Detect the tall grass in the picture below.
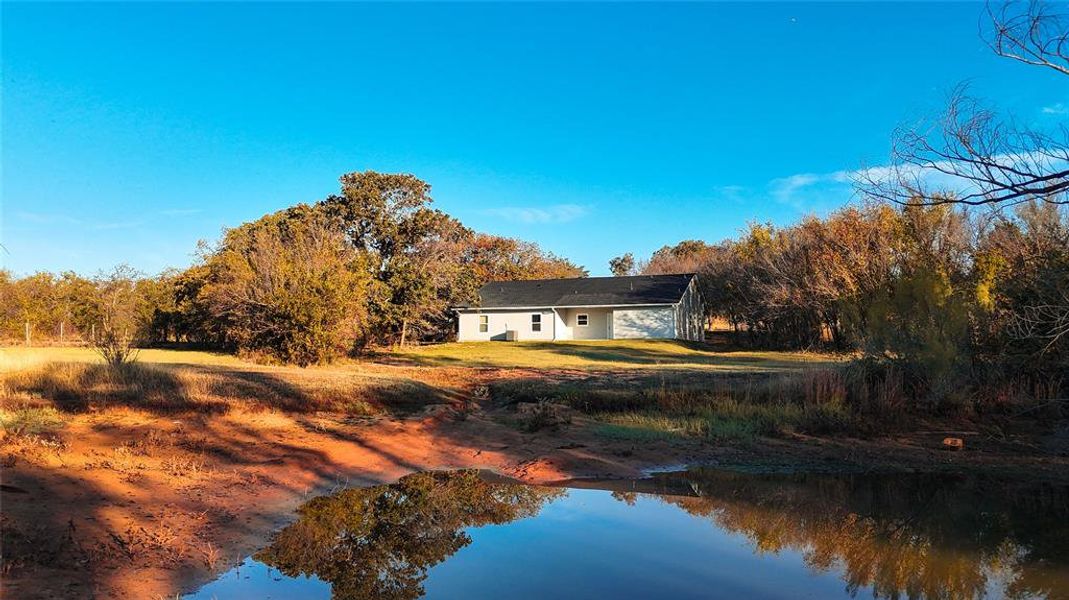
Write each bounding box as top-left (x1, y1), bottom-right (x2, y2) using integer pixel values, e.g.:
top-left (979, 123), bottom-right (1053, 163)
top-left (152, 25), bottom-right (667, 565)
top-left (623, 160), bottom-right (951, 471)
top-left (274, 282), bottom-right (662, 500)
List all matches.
top-left (593, 372), bottom-right (856, 441)
top-left (490, 361), bottom-right (1060, 441)
top-left (490, 367), bottom-right (863, 440)
top-left (598, 399), bottom-right (853, 442)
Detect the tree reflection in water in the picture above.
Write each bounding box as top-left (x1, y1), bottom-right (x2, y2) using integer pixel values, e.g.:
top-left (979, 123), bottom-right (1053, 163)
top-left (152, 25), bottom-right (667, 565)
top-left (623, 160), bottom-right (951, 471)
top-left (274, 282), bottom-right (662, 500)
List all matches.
top-left (637, 470), bottom-right (1069, 600)
top-left (254, 470), bottom-right (563, 600)
top-left (253, 468), bottom-right (1068, 600)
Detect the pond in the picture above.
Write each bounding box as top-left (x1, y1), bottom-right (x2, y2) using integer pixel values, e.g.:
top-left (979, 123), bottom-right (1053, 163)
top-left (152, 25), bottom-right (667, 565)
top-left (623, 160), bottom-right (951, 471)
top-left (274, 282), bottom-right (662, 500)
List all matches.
top-left (185, 468), bottom-right (1069, 599)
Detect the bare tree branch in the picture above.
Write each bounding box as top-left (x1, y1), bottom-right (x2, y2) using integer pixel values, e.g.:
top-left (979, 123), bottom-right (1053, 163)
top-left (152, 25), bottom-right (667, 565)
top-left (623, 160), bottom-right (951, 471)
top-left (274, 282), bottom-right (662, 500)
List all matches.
top-left (985, 0), bottom-right (1069, 76)
top-left (858, 2), bottom-right (1069, 208)
top-left (1009, 289), bottom-right (1069, 352)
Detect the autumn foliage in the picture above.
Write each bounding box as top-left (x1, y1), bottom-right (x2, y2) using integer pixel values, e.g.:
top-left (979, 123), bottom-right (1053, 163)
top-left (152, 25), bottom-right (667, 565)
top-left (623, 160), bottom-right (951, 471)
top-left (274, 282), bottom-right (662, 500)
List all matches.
top-left (1, 171), bottom-right (585, 365)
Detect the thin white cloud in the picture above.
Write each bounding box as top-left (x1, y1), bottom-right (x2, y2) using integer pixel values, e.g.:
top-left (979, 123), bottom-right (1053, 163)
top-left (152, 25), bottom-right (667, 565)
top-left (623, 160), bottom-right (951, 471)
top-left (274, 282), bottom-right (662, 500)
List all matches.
top-left (768, 173), bottom-right (824, 211)
top-left (752, 149), bottom-right (1067, 213)
top-left (712, 184), bottom-right (749, 204)
top-left (482, 203), bottom-right (589, 224)
top-left (712, 175), bottom-right (845, 214)
top-left (1042, 103), bottom-right (1068, 115)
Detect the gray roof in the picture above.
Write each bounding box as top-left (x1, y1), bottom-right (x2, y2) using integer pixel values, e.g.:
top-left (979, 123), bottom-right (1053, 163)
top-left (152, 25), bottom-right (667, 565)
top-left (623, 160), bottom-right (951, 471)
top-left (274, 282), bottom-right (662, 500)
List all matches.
top-left (465, 274), bottom-right (696, 309)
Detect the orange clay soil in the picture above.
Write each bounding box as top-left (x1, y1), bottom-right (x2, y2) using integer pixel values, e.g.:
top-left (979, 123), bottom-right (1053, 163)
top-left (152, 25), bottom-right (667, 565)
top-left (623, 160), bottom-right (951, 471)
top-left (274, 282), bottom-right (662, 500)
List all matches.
top-left (3, 402), bottom-right (1068, 600)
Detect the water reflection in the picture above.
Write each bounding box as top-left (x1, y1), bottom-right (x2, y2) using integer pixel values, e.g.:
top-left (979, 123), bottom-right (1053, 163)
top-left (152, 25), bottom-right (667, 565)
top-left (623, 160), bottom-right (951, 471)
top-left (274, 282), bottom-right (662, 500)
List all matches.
top-left (628, 469), bottom-right (1069, 600)
top-left (198, 469), bottom-right (1069, 600)
top-left (254, 470), bottom-right (563, 600)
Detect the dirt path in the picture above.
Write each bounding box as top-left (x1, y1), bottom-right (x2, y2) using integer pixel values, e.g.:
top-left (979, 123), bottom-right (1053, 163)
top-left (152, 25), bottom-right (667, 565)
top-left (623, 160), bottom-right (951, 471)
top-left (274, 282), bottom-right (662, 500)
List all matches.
top-left (2, 405), bottom-right (1067, 599)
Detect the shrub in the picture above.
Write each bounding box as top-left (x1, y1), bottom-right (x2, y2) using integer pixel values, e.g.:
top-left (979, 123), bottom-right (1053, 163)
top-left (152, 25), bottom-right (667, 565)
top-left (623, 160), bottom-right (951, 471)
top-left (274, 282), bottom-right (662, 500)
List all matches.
top-left (0, 406), bottom-right (65, 436)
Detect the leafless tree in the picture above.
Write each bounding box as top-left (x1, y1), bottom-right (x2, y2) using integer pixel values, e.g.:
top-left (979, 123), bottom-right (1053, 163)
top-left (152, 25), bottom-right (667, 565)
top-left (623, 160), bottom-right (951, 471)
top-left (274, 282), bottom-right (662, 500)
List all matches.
top-left (860, 1), bottom-right (1069, 207)
top-left (987, 0), bottom-right (1069, 76)
top-left (1009, 288), bottom-right (1069, 351)
top-left (92, 265), bottom-right (143, 367)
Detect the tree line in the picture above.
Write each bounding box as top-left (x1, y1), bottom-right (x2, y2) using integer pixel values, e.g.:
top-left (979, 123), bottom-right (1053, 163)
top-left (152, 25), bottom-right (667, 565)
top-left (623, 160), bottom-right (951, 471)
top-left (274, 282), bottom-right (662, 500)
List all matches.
top-left (615, 0), bottom-right (1069, 406)
top-left (625, 201), bottom-right (1067, 398)
top-left (0, 172), bottom-right (584, 365)
top-left (1, 265), bottom-right (172, 348)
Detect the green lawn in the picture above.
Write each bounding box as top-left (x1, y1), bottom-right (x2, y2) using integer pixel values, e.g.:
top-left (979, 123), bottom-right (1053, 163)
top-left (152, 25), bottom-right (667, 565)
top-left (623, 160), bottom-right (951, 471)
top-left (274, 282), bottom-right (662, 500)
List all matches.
top-left (388, 339), bottom-right (843, 371)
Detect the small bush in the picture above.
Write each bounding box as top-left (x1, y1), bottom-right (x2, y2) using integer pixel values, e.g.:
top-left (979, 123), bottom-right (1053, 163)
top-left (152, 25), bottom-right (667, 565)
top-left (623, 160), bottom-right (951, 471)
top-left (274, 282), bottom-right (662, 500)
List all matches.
top-left (92, 328), bottom-right (139, 368)
top-left (0, 406), bottom-right (65, 436)
top-left (517, 400), bottom-right (572, 432)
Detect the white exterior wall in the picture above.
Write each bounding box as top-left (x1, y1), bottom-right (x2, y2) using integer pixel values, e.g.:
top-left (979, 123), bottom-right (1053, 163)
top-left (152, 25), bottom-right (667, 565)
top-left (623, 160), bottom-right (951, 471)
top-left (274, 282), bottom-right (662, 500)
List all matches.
top-left (559, 308), bottom-right (611, 340)
top-left (611, 306), bottom-right (677, 339)
top-left (457, 295), bottom-right (703, 342)
top-left (551, 309), bottom-right (572, 340)
top-left (456, 309), bottom-right (556, 342)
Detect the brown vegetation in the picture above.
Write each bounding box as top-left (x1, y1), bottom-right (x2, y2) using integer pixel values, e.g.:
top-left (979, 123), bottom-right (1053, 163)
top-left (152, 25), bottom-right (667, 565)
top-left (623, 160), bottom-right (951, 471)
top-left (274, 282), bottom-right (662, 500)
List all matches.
top-left (636, 201), bottom-right (1068, 413)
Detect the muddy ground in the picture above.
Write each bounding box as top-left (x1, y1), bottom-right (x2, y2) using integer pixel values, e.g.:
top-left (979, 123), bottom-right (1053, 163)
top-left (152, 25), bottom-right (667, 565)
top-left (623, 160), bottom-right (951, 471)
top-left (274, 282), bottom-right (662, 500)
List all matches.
top-left (2, 398), bottom-right (1068, 600)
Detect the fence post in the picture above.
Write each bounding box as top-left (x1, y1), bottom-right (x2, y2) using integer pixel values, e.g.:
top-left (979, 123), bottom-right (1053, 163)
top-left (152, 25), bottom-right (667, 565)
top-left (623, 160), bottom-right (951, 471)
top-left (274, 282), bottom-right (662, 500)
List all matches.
top-left (25, 321), bottom-right (30, 346)
top-left (60, 321), bottom-right (65, 342)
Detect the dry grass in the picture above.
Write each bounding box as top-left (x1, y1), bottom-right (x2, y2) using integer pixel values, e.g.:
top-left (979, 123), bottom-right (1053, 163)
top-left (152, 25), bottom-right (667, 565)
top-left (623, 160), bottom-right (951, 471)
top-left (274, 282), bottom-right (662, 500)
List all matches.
top-left (83, 445), bottom-right (148, 477)
top-left (10, 344), bottom-right (1009, 445)
top-left (388, 339), bottom-right (844, 371)
top-left (0, 345), bottom-right (857, 445)
top-left (201, 542), bottom-right (221, 571)
top-left (160, 454), bottom-right (209, 478)
top-left (0, 347), bottom-right (452, 416)
top-left (494, 367), bottom-right (900, 441)
top-left (0, 347), bottom-right (248, 371)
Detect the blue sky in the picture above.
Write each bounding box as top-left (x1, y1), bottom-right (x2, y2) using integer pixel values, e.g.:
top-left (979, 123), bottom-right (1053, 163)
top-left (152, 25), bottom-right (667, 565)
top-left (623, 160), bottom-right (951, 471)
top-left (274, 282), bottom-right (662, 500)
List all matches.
top-left (2, 2), bottom-right (1066, 277)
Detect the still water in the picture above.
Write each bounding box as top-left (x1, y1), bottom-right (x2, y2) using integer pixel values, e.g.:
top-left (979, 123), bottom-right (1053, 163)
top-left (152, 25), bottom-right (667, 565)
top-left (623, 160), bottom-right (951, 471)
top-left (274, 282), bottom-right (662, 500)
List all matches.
top-left (186, 469), bottom-right (1069, 599)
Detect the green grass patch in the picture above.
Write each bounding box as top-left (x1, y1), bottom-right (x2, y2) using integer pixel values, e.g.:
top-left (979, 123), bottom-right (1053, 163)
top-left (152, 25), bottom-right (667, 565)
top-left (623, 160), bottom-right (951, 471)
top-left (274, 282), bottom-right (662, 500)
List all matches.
top-left (593, 398), bottom-right (852, 442)
top-left (704, 416), bottom-right (763, 441)
top-left (0, 406), bottom-right (66, 436)
top-left (591, 422), bottom-right (683, 442)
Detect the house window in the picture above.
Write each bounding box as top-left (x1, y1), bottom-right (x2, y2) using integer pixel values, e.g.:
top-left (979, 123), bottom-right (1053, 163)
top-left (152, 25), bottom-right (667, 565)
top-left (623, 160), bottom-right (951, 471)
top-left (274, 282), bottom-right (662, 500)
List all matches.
top-left (479, 315), bottom-right (488, 333)
top-left (576, 313), bottom-right (589, 327)
top-left (531, 314), bottom-right (542, 332)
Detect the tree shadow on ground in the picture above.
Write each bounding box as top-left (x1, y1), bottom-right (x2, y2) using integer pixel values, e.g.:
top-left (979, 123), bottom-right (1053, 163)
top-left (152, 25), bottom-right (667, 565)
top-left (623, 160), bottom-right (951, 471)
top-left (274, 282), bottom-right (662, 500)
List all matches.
top-left (0, 415), bottom-right (342, 599)
top-left (3, 361), bottom-right (457, 417)
top-left (385, 340), bottom-right (835, 372)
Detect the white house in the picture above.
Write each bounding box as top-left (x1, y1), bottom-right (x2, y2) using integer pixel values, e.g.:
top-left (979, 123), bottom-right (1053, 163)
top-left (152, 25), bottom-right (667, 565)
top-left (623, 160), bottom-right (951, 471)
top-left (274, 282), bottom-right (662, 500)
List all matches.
top-left (454, 274), bottom-right (704, 342)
